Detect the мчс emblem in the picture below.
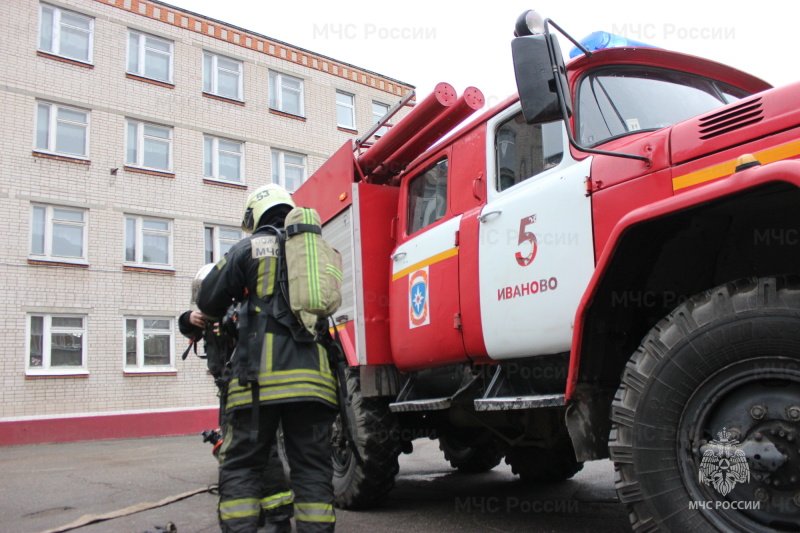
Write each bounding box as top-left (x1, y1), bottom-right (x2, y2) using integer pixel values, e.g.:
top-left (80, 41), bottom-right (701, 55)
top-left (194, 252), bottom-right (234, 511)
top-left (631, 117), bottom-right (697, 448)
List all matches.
top-left (409, 267), bottom-right (430, 328)
top-left (698, 428), bottom-right (750, 496)
top-left (251, 235), bottom-right (279, 259)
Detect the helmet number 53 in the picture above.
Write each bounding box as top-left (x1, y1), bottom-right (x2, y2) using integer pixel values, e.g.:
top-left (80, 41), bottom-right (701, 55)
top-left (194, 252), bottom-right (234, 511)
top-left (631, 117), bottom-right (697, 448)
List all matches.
top-left (515, 214), bottom-right (537, 267)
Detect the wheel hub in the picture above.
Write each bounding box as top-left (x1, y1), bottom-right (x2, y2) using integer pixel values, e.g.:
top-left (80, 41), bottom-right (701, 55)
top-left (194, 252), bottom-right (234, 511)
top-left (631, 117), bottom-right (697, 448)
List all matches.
top-left (741, 420), bottom-right (799, 489)
top-left (683, 361), bottom-right (800, 531)
top-left (711, 418), bottom-right (800, 530)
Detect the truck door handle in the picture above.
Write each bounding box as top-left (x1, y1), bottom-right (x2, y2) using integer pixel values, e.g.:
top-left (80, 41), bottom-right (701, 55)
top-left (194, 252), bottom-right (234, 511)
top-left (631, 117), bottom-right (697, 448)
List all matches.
top-left (391, 252), bottom-right (407, 261)
top-left (479, 210), bottom-right (502, 223)
top-left (472, 173), bottom-right (484, 201)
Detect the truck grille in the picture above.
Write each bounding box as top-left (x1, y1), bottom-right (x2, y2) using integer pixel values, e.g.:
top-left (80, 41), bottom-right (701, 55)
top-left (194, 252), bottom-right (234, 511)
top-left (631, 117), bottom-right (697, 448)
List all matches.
top-left (698, 97), bottom-right (763, 140)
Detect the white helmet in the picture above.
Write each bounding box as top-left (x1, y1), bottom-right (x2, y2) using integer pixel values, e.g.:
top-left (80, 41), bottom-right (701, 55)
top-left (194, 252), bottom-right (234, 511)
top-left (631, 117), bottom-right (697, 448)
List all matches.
top-left (191, 263), bottom-right (215, 304)
top-left (241, 184), bottom-right (295, 233)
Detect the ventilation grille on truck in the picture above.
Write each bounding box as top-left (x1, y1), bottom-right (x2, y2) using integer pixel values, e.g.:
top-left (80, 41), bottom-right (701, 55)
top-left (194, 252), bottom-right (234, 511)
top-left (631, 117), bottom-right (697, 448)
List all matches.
top-left (698, 97), bottom-right (763, 140)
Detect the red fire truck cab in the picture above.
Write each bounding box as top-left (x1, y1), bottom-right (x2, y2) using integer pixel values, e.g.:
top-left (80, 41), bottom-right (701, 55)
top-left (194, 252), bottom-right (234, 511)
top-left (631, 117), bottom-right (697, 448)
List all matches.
top-left (294, 11), bottom-right (800, 531)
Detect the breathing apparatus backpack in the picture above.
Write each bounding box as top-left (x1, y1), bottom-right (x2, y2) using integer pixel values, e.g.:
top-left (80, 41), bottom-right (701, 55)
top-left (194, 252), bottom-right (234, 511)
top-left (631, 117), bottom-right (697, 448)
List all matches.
top-left (283, 206), bottom-right (343, 335)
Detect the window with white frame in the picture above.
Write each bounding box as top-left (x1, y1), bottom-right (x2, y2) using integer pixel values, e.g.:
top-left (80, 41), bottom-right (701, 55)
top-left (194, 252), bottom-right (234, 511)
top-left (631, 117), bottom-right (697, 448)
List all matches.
top-left (124, 215), bottom-right (172, 267)
top-left (127, 30), bottom-right (173, 83)
top-left (204, 226), bottom-right (243, 263)
top-left (27, 314), bottom-right (87, 374)
top-left (124, 317), bottom-right (174, 370)
top-left (269, 71), bottom-right (304, 116)
top-left (30, 204), bottom-right (87, 262)
top-left (36, 102), bottom-right (89, 157)
top-left (39, 3), bottom-right (93, 63)
top-left (203, 52), bottom-right (243, 100)
top-left (126, 120), bottom-right (172, 171)
top-left (372, 101), bottom-right (390, 137)
top-left (271, 150), bottom-right (306, 191)
top-left (336, 91), bottom-right (355, 129)
top-left (204, 136), bottom-right (244, 183)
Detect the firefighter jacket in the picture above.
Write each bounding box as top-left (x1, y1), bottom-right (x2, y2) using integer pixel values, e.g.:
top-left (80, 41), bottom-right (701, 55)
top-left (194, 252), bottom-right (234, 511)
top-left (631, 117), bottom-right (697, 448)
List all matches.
top-left (197, 227), bottom-right (338, 412)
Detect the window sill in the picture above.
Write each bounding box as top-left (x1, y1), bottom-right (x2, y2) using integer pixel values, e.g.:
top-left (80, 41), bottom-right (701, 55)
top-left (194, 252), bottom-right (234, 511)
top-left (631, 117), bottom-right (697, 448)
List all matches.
top-left (269, 109), bottom-right (306, 122)
top-left (25, 370), bottom-right (89, 379)
top-left (36, 50), bottom-right (94, 69)
top-left (28, 258), bottom-right (89, 268)
top-left (123, 265), bottom-right (176, 275)
top-left (33, 151), bottom-right (91, 165)
top-left (126, 73), bottom-right (175, 89)
top-left (203, 178), bottom-right (247, 190)
top-left (338, 126), bottom-right (358, 134)
top-left (124, 166), bottom-right (175, 178)
top-left (202, 92), bottom-right (245, 106)
top-left (123, 369), bottom-right (178, 376)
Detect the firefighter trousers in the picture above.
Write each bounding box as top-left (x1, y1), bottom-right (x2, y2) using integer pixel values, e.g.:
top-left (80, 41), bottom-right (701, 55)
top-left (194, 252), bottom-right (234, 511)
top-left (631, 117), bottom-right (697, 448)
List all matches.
top-left (219, 416), bottom-right (293, 531)
top-left (218, 401), bottom-right (336, 533)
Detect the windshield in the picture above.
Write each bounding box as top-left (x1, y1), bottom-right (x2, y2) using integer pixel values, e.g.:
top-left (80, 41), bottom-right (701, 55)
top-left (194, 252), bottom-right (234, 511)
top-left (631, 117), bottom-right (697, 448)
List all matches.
top-left (577, 67), bottom-right (749, 146)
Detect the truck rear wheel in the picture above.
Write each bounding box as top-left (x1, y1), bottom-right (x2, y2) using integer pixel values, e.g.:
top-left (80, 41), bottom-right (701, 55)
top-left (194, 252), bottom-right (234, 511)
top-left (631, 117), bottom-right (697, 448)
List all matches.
top-left (439, 433), bottom-right (504, 473)
top-left (332, 368), bottom-right (402, 510)
top-left (504, 430), bottom-right (583, 482)
top-left (610, 276), bottom-right (800, 532)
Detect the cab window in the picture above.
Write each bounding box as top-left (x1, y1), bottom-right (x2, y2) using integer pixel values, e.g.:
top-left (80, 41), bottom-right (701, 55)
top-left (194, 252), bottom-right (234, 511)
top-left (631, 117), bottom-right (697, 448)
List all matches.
top-left (496, 112), bottom-right (563, 192)
top-left (577, 66), bottom-right (750, 146)
top-left (407, 158), bottom-right (448, 235)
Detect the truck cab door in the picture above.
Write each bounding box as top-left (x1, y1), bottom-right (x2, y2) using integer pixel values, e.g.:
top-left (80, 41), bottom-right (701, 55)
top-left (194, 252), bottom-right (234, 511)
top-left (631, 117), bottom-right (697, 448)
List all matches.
top-left (478, 104), bottom-right (595, 360)
top-left (389, 149), bottom-right (468, 371)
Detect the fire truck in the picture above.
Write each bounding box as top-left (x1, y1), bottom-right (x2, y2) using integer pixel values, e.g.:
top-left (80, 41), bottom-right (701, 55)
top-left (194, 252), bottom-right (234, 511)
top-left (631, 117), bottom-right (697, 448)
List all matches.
top-left (293, 10), bottom-right (800, 531)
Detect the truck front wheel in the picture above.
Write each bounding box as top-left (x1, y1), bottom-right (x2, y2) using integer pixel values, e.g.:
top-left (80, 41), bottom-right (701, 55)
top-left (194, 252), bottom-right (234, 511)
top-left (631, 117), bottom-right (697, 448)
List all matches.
top-left (610, 277), bottom-right (800, 532)
top-left (332, 368), bottom-right (402, 510)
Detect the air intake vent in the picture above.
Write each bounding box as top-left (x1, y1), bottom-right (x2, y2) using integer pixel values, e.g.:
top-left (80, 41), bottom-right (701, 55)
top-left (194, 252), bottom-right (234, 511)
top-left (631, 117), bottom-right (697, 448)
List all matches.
top-left (698, 98), bottom-right (763, 140)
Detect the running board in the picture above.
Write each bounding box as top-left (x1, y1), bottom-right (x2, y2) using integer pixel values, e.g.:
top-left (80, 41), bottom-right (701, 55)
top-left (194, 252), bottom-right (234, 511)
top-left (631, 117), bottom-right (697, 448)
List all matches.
top-left (474, 394), bottom-right (565, 411)
top-left (389, 397), bottom-right (451, 413)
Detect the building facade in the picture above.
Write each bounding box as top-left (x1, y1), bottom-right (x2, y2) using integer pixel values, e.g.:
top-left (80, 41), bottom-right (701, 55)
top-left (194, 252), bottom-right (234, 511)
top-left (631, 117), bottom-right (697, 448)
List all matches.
top-left (0, 0), bottom-right (413, 445)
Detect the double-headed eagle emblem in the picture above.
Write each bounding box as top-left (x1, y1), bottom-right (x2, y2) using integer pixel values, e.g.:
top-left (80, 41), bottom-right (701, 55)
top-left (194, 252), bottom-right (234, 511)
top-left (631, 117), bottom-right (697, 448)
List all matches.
top-left (698, 428), bottom-right (751, 496)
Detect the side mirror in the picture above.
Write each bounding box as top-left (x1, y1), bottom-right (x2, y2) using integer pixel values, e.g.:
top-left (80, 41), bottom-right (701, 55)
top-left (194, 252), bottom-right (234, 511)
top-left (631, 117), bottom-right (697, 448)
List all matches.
top-left (509, 12), bottom-right (649, 164)
top-left (511, 34), bottom-right (572, 124)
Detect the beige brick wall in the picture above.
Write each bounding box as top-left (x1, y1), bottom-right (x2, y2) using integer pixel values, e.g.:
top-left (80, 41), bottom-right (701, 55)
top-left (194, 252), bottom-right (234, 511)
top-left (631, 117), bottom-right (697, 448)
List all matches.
top-left (0, 0), bottom-right (413, 420)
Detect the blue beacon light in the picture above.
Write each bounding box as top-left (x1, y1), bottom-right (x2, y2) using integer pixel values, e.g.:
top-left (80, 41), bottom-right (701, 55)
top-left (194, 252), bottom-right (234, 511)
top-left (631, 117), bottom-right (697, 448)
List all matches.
top-left (569, 31), bottom-right (660, 58)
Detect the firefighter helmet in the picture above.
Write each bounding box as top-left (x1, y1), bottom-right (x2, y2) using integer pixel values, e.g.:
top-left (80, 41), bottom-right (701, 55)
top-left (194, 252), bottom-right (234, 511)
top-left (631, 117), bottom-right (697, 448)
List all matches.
top-left (191, 263), bottom-right (215, 304)
top-left (241, 184), bottom-right (296, 233)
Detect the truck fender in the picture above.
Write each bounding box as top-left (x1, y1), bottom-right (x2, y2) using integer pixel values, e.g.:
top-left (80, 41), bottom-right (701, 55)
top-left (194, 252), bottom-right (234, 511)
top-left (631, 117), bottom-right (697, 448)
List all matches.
top-left (567, 159), bottom-right (800, 399)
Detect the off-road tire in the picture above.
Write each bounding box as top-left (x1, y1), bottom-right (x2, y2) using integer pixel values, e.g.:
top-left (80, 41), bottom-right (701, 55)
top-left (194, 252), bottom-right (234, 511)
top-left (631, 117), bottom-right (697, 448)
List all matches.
top-left (610, 276), bottom-right (800, 532)
top-left (439, 434), bottom-right (505, 473)
top-left (332, 368), bottom-right (402, 510)
top-left (504, 431), bottom-right (583, 482)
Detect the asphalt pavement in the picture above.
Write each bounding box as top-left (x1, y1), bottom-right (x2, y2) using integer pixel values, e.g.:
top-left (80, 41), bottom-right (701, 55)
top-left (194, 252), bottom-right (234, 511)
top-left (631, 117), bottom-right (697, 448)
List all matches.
top-left (0, 434), bottom-right (629, 533)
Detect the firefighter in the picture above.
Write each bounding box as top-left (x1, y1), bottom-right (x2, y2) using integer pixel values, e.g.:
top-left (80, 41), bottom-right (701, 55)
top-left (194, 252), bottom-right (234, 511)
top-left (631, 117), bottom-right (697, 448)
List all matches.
top-left (177, 305), bottom-right (293, 533)
top-left (197, 184), bottom-right (337, 533)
